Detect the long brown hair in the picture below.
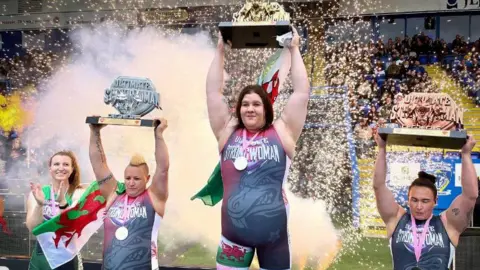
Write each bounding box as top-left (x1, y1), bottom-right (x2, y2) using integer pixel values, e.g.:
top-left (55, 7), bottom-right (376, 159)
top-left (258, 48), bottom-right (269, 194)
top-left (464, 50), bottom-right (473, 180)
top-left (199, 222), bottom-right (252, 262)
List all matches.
top-left (49, 150), bottom-right (81, 196)
top-left (235, 85), bottom-right (274, 130)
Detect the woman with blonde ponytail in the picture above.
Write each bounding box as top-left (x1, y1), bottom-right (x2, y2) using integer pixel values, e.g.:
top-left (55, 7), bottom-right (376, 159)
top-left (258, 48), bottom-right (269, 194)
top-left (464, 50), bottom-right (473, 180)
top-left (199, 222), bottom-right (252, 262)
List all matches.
top-left (88, 117), bottom-right (170, 270)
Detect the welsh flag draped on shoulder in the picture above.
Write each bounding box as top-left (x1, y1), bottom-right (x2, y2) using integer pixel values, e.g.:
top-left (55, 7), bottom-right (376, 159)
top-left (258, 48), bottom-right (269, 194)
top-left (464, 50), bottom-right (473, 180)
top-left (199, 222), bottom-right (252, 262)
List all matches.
top-left (32, 181), bottom-right (125, 269)
top-left (191, 48), bottom-right (292, 206)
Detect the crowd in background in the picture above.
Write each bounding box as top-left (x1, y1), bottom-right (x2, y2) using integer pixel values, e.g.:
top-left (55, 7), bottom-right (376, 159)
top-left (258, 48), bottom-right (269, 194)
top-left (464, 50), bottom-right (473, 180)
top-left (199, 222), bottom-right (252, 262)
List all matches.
top-left (0, 50), bottom-right (62, 194)
top-left (323, 34), bottom-right (480, 157)
top-left (444, 40), bottom-right (480, 105)
top-left (0, 30), bottom-right (478, 216)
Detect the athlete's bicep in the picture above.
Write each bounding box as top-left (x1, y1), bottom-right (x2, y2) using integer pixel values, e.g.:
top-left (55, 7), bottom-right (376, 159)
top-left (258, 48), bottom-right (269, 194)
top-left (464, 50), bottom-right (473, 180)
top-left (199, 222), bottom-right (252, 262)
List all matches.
top-left (207, 93), bottom-right (232, 140)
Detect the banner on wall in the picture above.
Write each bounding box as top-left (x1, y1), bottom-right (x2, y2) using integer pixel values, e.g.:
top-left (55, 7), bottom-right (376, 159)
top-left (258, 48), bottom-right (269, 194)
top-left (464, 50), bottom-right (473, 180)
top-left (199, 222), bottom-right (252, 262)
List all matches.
top-left (358, 152), bottom-right (480, 238)
top-left (454, 162), bottom-right (480, 186)
top-left (0, 11), bottom-right (135, 30)
top-left (446, 0), bottom-right (480, 10)
top-left (425, 161), bottom-right (453, 196)
top-left (0, 8), bottom-right (194, 31)
top-left (390, 163), bottom-right (422, 187)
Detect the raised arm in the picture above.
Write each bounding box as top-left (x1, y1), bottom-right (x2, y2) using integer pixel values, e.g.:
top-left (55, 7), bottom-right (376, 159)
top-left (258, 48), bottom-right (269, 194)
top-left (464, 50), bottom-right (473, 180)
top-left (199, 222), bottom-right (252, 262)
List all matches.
top-left (276, 27), bottom-right (310, 142)
top-left (206, 33), bottom-right (232, 141)
top-left (373, 133), bottom-right (404, 235)
top-left (89, 124), bottom-right (117, 200)
top-left (149, 119), bottom-right (170, 203)
top-left (26, 191), bottom-right (43, 232)
top-left (444, 136), bottom-right (478, 239)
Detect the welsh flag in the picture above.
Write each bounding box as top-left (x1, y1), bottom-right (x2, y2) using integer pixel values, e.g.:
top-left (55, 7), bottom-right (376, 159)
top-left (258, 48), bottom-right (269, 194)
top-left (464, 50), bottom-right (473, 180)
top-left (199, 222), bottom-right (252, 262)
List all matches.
top-left (0, 216), bottom-right (11, 234)
top-left (258, 48), bottom-right (292, 104)
top-left (191, 48), bottom-right (291, 206)
top-left (32, 181), bottom-right (107, 269)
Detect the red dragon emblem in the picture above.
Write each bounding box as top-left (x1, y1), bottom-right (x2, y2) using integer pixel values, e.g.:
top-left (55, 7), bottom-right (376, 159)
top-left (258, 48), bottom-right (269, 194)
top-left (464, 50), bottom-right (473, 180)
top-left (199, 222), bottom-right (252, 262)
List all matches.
top-left (220, 242), bottom-right (247, 261)
top-left (32, 189), bottom-right (106, 249)
top-left (52, 190), bottom-right (106, 248)
top-left (261, 70), bottom-right (280, 105)
top-left (0, 216), bottom-right (11, 235)
top-left (151, 241), bottom-right (157, 258)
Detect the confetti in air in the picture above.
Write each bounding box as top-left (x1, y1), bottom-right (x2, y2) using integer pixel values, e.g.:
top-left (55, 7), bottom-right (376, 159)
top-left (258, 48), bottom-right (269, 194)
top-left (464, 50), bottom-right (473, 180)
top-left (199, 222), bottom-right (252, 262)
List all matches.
top-left (0, 0), bottom-right (446, 268)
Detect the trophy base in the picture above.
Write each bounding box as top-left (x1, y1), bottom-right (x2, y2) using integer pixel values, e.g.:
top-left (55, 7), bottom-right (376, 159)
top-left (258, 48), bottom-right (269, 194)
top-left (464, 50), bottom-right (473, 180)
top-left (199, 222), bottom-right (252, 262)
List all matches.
top-left (219, 21), bottom-right (290, 48)
top-left (85, 116), bottom-right (157, 127)
top-left (378, 127), bottom-right (468, 149)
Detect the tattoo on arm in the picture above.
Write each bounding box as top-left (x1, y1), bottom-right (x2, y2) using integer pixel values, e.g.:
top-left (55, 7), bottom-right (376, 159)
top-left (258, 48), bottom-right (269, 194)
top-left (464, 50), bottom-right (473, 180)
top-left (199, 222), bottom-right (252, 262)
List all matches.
top-left (98, 173), bottom-right (113, 185)
top-left (452, 207), bottom-right (474, 230)
top-left (94, 130), bottom-right (106, 163)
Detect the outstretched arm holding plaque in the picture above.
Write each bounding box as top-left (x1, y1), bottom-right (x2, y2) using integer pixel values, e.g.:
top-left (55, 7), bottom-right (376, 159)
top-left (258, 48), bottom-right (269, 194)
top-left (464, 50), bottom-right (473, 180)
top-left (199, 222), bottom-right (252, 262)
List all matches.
top-left (86, 76), bottom-right (161, 127)
top-left (441, 136), bottom-right (478, 246)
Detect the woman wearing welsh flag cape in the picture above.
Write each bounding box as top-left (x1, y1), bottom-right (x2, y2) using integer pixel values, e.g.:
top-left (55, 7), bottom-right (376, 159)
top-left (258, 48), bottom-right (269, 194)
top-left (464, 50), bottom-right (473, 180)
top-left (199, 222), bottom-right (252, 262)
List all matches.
top-left (26, 150), bottom-right (86, 270)
top-left (199, 26), bottom-right (310, 269)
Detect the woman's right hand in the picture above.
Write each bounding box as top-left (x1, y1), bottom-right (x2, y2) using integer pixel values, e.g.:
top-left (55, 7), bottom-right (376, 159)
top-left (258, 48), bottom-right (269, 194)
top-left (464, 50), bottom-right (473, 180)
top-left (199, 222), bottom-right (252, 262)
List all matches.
top-left (88, 115), bottom-right (107, 132)
top-left (30, 182), bottom-right (45, 206)
top-left (217, 31), bottom-right (231, 51)
top-left (374, 131), bottom-right (387, 149)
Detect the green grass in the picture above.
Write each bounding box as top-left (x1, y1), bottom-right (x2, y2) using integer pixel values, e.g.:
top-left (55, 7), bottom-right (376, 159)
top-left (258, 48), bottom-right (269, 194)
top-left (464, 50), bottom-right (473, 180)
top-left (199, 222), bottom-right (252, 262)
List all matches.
top-left (170, 244), bottom-right (216, 267)
top-left (161, 236), bottom-right (392, 270)
top-left (327, 237), bottom-right (392, 270)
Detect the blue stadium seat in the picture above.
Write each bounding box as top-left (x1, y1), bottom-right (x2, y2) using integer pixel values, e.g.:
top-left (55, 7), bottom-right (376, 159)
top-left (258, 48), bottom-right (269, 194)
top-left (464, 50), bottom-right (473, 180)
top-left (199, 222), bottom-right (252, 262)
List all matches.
top-left (471, 152), bottom-right (480, 160)
top-left (419, 55), bottom-right (428, 65)
top-left (445, 151), bottom-right (461, 160)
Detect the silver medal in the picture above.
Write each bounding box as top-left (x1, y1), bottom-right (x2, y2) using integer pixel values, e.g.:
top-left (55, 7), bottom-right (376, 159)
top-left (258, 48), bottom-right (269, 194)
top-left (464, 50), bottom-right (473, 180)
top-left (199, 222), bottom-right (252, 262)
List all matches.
top-left (234, 156), bottom-right (248, 171)
top-left (115, 226), bottom-right (129, 241)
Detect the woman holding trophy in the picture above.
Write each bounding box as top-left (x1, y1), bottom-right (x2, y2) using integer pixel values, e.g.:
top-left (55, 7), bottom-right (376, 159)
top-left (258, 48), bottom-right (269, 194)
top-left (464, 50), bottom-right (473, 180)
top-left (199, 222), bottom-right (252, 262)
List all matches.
top-left (88, 117), bottom-right (169, 270)
top-left (205, 25), bottom-right (310, 269)
top-left (373, 133), bottom-right (478, 270)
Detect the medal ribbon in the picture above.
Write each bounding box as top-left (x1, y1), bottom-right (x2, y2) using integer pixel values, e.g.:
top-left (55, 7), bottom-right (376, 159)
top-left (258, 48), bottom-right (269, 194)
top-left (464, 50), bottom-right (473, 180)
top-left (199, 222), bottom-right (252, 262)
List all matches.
top-left (411, 214), bottom-right (432, 264)
top-left (50, 185), bottom-right (57, 216)
top-left (241, 129), bottom-right (260, 157)
top-left (122, 194), bottom-right (131, 224)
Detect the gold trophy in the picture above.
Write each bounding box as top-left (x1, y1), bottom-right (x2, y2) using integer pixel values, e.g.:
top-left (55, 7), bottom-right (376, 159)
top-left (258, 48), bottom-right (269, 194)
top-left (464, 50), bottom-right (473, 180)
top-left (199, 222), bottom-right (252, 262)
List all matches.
top-left (219, 0), bottom-right (291, 48)
top-left (378, 93), bottom-right (467, 149)
top-left (85, 76), bottom-right (161, 127)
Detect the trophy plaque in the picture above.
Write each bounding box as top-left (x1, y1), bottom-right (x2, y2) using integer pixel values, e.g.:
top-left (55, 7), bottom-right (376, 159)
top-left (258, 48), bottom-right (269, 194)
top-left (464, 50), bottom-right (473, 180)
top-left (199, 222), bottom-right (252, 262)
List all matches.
top-left (378, 93), bottom-right (467, 149)
top-left (85, 76), bottom-right (161, 127)
top-left (219, 0), bottom-right (291, 48)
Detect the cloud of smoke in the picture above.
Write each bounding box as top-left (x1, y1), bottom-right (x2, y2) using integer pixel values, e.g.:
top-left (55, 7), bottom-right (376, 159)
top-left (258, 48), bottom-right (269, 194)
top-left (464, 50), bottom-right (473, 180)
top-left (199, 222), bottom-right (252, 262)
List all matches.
top-left (23, 23), bottom-right (339, 266)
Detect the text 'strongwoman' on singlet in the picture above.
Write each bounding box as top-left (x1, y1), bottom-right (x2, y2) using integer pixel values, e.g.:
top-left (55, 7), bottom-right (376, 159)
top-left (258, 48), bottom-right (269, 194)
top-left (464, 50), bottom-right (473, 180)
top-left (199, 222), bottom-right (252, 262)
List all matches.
top-left (103, 190), bottom-right (162, 270)
top-left (220, 126), bottom-right (291, 247)
top-left (390, 213), bottom-right (455, 270)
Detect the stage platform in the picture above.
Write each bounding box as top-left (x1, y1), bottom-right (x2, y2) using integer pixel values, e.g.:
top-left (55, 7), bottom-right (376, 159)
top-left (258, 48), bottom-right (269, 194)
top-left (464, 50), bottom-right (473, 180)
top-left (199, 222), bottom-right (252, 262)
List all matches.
top-left (0, 258), bottom-right (215, 270)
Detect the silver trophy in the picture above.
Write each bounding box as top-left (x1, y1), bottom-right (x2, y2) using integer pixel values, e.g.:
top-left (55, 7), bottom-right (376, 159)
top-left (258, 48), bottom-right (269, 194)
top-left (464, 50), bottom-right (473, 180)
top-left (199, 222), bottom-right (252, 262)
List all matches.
top-left (85, 76), bottom-right (161, 127)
